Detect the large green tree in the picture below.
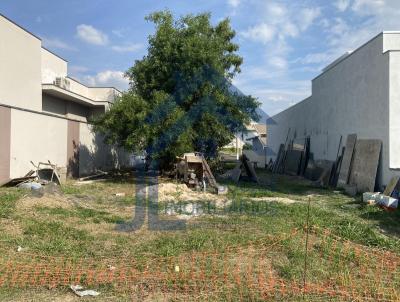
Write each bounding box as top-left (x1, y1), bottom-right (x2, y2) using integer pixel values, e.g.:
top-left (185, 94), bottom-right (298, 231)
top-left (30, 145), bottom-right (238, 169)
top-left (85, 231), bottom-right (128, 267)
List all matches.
top-left (93, 10), bottom-right (260, 169)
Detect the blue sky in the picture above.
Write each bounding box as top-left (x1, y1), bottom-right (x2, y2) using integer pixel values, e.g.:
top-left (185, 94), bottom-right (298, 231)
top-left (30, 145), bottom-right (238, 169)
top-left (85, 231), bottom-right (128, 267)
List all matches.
top-left (1, 0), bottom-right (398, 116)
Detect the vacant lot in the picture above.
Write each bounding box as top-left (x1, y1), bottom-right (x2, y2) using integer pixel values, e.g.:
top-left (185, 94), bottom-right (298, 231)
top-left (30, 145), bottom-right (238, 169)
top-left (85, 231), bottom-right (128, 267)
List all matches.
top-left (0, 170), bottom-right (399, 301)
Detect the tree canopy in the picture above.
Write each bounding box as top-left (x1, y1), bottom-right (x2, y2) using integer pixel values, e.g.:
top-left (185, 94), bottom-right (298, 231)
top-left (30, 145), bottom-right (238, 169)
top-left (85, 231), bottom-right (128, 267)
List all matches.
top-left (93, 10), bottom-right (260, 169)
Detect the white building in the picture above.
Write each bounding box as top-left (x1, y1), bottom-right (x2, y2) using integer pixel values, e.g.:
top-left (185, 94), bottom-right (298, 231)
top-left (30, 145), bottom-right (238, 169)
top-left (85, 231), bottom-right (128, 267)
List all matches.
top-left (0, 14), bottom-right (130, 184)
top-left (267, 32), bottom-right (400, 188)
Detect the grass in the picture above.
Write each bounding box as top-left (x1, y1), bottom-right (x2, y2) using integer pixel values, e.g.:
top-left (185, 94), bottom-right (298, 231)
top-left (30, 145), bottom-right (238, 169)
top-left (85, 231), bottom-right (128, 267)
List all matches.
top-left (35, 206), bottom-right (126, 224)
top-left (0, 190), bottom-right (24, 218)
top-left (0, 171), bottom-right (399, 301)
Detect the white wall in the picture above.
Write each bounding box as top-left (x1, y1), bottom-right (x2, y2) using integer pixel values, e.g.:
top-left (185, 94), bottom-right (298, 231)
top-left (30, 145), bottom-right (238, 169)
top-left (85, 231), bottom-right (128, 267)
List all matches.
top-left (267, 33), bottom-right (400, 187)
top-left (41, 48), bottom-right (67, 84)
top-left (0, 16), bottom-right (42, 111)
top-left (67, 77), bottom-right (90, 97)
top-left (388, 51), bottom-right (400, 169)
top-left (89, 88), bottom-right (119, 103)
top-left (9, 109), bottom-right (68, 178)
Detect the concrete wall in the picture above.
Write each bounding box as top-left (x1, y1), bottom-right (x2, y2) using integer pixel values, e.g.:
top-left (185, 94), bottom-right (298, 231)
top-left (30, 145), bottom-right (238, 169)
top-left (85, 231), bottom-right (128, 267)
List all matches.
top-left (267, 33), bottom-right (400, 188)
top-left (41, 48), bottom-right (67, 84)
top-left (1, 14), bottom-right (130, 180)
top-left (79, 123), bottom-right (131, 176)
top-left (0, 107), bottom-right (11, 183)
top-left (388, 50), bottom-right (400, 169)
top-left (7, 107), bottom-right (131, 179)
top-left (66, 102), bottom-right (89, 122)
top-left (42, 94), bottom-right (67, 116)
top-left (9, 109), bottom-right (68, 178)
top-left (0, 15), bottom-right (42, 111)
top-left (89, 88), bottom-right (120, 103)
top-left (67, 77), bottom-right (90, 98)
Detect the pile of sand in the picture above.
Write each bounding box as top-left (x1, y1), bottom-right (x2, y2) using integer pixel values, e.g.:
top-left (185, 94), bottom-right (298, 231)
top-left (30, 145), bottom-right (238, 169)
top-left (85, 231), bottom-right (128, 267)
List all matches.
top-left (249, 197), bottom-right (298, 204)
top-left (143, 183), bottom-right (230, 204)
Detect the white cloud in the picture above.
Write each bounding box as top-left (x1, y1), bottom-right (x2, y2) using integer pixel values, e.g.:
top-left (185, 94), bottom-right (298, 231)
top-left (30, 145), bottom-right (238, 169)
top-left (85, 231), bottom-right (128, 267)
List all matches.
top-left (83, 70), bottom-right (129, 91)
top-left (76, 24), bottom-right (109, 45)
top-left (240, 23), bottom-right (275, 44)
top-left (330, 18), bottom-right (349, 36)
top-left (319, 18), bottom-right (330, 28)
top-left (42, 37), bottom-right (77, 51)
top-left (227, 0), bottom-right (240, 8)
top-left (352, 0), bottom-right (385, 15)
top-left (112, 43), bottom-right (144, 53)
top-left (298, 8), bottom-right (321, 31)
top-left (335, 0), bottom-right (351, 11)
top-left (112, 29), bottom-right (125, 38)
top-left (282, 22), bottom-right (299, 38)
top-left (266, 2), bottom-right (287, 21)
top-left (241, 3), bottom-right (321, 44)
top-left (268, 56), bottom-right (288, 70)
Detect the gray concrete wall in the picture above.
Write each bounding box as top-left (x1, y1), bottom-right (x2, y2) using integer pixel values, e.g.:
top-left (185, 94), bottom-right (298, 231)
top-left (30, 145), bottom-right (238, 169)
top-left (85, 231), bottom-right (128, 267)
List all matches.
top-left (267, 33), bottom-right (400, 188)
top-left (42, 94), bottom-right (67, 116)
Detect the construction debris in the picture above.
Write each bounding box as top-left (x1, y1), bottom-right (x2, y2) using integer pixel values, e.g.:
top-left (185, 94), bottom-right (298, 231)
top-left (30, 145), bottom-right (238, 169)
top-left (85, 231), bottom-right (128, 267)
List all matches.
top-left (1, 176), bottom-right (36, 187)
top-left (219, 154), bottom-right (259, 184)
top-left (363, 192), bottom-right (398, 209)
top-left (18, 182), bottom-right (42, 191)
top-left (70, 285), bottom-right (100, 297)
top-left (348, 139), bottom-right (382, 193)
top-left (272, 134), bottom-right (386, 198)
top-left (383, 176), bottom-right (400, 197)
top-left (78, 170), bottom-right (108, 181)
top-left (2, 160), bottom-right (64, 188)
top-left (176, 152), bottom-right (227, 194)
top-left (337, 134), bottom-right (357, 188)
top-left (32, 161), bottom-right (63, 185)
top-left (272, 135), bottom-right (311, 178)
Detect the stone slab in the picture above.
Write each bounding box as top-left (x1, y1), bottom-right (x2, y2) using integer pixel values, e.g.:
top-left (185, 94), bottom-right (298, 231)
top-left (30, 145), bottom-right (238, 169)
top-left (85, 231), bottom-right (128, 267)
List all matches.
top-left (284, 150), bottom-right (303, 175)
top-left (337, 134), bottom-right (357, 188)
top-left (349, 139), bottom-right (382, 193)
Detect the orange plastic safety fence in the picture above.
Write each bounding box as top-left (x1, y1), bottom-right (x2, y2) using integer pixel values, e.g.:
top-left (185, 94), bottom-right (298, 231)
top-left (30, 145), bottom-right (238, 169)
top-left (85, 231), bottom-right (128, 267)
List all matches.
top-left (0, 228), bottom-right (398, 301)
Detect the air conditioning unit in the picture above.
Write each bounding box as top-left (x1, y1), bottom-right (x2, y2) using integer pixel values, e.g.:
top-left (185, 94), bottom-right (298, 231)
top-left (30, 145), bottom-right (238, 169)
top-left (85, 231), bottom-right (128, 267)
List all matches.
top-left (54, 77), bottom-right (70, 90)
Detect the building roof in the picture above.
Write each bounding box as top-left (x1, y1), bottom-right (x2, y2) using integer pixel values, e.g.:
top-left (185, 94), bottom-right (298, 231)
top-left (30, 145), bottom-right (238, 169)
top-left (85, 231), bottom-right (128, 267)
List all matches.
top-left (259, 136), bottom-right (267, 146)
top-left (253, 123), bottom-right (267, 135)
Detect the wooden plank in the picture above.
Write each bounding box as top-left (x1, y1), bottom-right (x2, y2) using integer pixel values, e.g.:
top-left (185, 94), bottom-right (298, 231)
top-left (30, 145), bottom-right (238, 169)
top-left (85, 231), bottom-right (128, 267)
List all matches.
top-left (201, 156), bottom-right (218, 188)
top-left (337, 134), bottom-right (357, 188)
top-left (383, 176), bottom-right (400, 196)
